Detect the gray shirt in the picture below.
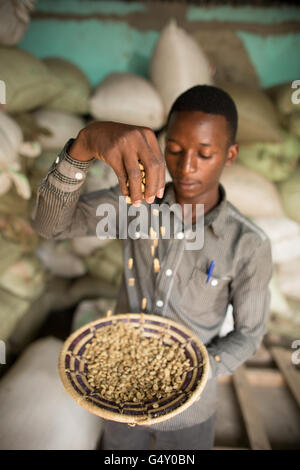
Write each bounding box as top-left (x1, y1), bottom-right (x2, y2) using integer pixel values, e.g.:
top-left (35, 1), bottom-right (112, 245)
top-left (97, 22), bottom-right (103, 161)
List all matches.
top-left (31, 139), bottom-right (273, 431)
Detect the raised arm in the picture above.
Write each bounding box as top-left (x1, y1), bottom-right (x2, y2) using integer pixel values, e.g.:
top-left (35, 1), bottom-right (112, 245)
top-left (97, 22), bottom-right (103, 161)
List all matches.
top-left (31, 121), bottom-right (165, 240)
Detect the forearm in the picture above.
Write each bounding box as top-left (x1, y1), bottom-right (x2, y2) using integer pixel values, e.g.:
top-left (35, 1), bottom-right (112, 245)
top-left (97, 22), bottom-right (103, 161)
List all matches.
top-left (206, 327), bottom-right (266, 378)
top-left (31, 139), bottom-right (94, 239)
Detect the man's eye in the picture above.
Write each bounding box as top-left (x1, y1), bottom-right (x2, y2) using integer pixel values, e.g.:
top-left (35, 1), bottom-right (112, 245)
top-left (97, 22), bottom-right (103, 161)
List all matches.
top-left (167, 148), bottom-right (182, 154)
top-left (198, 153), bottom-right (212, 159)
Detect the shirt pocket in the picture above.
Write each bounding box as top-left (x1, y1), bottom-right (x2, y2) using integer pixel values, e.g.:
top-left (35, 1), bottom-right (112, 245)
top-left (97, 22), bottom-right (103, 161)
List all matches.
top-left (179, 267), bottom-right (231, 317)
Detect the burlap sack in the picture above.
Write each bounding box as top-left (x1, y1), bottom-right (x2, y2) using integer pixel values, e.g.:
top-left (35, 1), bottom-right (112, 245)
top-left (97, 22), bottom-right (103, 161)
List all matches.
top-left (220, 82), bottom-right (281, 143)
top-left (43, 57), bottom-right (91, 114)
top-left (0, 47), bottom-right (63, 112)
top-left (238, 131), bottom-right (300, 182)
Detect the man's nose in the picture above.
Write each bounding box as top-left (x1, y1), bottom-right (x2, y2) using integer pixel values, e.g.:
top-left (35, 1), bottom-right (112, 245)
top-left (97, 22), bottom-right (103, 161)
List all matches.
top-left (179, 150), bottom-right (197, 175)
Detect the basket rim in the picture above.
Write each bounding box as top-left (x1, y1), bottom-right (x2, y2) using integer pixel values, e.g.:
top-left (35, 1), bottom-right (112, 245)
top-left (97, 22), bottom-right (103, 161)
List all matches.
top-left (58, 313), bottom-right (209, 426)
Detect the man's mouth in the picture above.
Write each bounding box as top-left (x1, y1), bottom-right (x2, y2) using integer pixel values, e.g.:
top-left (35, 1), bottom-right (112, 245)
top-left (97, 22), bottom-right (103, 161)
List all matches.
top-left (175, 179), bottom-right (200, 188)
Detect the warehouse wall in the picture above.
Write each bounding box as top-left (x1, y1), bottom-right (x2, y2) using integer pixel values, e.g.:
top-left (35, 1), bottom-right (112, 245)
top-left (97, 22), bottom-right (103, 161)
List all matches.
top-left (19, 0), bottom-right (300, 88)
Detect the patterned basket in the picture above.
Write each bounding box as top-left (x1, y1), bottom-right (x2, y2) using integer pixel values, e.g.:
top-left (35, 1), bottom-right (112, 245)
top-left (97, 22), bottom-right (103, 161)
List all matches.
top-left (58, 313), bottom-right (209, 426)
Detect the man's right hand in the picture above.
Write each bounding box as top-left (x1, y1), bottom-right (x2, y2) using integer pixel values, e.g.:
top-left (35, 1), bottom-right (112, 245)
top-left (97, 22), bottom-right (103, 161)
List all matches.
top-left (69, 121), bottom-right (166, 205)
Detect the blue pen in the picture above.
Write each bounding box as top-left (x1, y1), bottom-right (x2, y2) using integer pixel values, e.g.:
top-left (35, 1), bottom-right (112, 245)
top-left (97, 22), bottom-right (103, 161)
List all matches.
top-left (206, 261), bottom-right (215, 284)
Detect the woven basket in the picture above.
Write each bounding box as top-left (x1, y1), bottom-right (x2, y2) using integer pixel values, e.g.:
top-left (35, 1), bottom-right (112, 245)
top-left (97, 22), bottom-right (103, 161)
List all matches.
top-left (58, 313), bottom-right (209, 426)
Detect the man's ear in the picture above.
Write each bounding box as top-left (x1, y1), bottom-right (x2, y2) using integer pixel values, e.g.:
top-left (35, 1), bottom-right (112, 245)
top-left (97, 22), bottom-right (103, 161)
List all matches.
top-left (225, 143), bottom-right (239, 167)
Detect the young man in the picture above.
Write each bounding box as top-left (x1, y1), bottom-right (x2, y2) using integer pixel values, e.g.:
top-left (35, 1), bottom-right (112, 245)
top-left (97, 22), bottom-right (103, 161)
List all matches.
top-left (31, 85), bottom-right (273, 450)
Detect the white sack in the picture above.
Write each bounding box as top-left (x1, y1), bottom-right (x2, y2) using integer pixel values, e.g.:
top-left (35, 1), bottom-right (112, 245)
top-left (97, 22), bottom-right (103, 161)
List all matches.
top-left (220, 163), bottom-right (284, 218)
top-left (150, 19), bottom-right (213, 116)
top-left (90, 72), bottom-right (165, 130)
top-left (33, 110), bottom-right (84, 150)
top-left (0, 337), bottom-right (102, 450)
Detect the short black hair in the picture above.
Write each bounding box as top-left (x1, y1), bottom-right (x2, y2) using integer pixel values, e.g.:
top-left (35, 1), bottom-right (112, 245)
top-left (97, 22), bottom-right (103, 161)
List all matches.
top-left (166, 85), bottom-right (238, 145)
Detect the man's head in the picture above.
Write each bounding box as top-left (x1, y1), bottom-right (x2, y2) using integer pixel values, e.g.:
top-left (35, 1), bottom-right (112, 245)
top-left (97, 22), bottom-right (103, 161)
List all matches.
top-left (165, 85), bottom-right (239, 202)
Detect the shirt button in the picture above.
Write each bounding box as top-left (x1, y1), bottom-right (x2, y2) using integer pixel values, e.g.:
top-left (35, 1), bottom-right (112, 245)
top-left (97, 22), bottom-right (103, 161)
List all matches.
top-left (214, 355), bottom-right (221, 362)
top-left (176, 232), bottom-right (184, 240)
top-left (156, 300), bottom-right (164, 307)
top-left (75, 172), bottom-right (83, 180)
top-left (55, 157), bottom-right (60, 164)
top-left (211, 279), bottom-right (218, 286)
top-left (166, 269), bottom-right (172, 277)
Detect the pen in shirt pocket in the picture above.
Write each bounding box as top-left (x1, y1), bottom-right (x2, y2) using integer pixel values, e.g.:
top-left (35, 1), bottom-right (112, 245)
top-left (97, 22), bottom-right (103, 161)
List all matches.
top-left (206, 261), bottom-right (215, 284)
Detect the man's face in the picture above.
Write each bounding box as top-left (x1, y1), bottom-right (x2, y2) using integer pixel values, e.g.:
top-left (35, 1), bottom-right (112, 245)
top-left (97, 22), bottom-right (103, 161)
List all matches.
top-left (165, 111), bottom-right (238, 201)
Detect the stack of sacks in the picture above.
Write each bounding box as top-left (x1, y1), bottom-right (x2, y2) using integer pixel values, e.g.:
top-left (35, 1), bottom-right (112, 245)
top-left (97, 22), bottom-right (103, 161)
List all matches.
top-left (0, 337), bottom-right (103, 450)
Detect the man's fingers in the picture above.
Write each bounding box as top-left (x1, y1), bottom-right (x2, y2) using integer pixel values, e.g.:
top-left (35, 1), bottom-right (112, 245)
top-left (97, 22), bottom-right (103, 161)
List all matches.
top-left (143, 130), bottom-right (166, 198)
top-left (107, 150), bottom-right (129, 197)
top-left (122, 150), bottom-right (143, 205)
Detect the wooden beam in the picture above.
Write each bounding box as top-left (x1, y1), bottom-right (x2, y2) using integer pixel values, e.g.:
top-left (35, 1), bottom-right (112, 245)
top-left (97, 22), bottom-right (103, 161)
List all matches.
top-left (218, 368), bottom-right (284, 387)
top-left (270, 346), bottom-right (300, 408)
top-left (232, 365), bottom-right (271, 450)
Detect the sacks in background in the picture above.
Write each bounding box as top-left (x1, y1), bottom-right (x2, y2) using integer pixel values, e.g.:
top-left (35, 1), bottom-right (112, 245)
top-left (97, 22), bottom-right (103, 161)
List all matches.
top-left (269, 273), bottom-right (292, 318)
top-left (36, 240), bottom-right (87, 278)
top-left (150, 19), bottom-right (213, 117)
top-left (85, 240), bottom-right (123, 286)
top-left (0, 110), bottom-right (23, 167)
top-left (238, 131), bottom-right (300, 182)
top-left (84, 159), bottom-right (118, 193)
top-left (0, 47), bottom-right (63, 113)
top-left (220, 82), bottom-right (281, 143)
top-left (33, 110), bottom-right (84, 150)
top-left (43, 58), bottom-right (91, 114)
top-left (277, 167), bottom-right (300, 224)
top-left (71, 298), bottom-right (117, 332)
top-left (0, 287), bottom-right (30, 341)
top-left (253, 216), bottom-right (300, 263)
top-left (0, 0), bottom-right (35, 46)
top-left (277, 258), bottom-right (300, 301)
top-left (220, 163), bottom-right (284, 218)
top-left (0, 337), bottom-right (103, 449)
top-left (0, 187), bottom-right (30, 216)
top-left (71, 236), bottom-right (112, 257)
top-left (0, 214), bottom-right (39, 266)
top-left (289, 112), bottom-right (300, 138)
top-left (0, 255), bottom-right (45, 300)
top-left (90, 73), bottom-right (165, 130)
top-left (267, 82), bottom-right (299, 116)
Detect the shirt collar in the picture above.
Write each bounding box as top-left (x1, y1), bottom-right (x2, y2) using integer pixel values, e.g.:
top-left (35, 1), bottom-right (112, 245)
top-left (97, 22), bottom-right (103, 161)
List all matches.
top-left (159, 181), bottom-right (227, 239)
